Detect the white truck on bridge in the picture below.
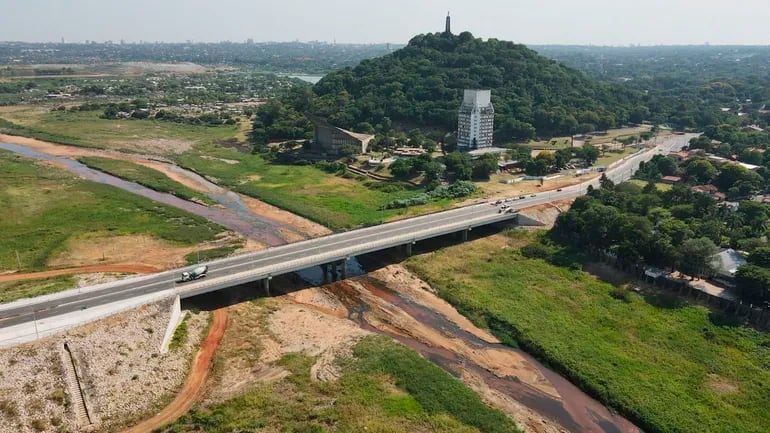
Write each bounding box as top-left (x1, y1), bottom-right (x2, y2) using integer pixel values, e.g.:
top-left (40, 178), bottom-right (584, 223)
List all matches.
top-left (180, 265), bottom-right (208, 283)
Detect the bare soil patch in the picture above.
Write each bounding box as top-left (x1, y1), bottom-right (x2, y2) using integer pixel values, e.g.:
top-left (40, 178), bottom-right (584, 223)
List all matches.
top-left (0, 300), bottom-right (207, 433)
top-left (517, 199), bottom-right (575, 229)
top-left (707, 374), bottom-right (740, 395)
top-left (0, 264), bottom-right (159, 283)
top-left (121, 308), bottom-right (227, 433)
top-left (113, 138), bottom-right (194, 156)
top-left (47, 233), bottom-right (261, 270)
top-left (239, 194), bottom-right (331, 238)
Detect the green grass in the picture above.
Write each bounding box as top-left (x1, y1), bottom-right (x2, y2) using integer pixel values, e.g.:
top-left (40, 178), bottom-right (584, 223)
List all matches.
top-left (628, 178), bottom-right (673, 191)
top-left (184, 246), bottom-right (240, 265)
top-left (0, 110), bottom-right (238, 152)
top-left (0, 150), bottom-right (225, 272)
top-left (176, 143), bottom-right (454, 229)
top-left (161, 335), bottom-right (519, 433)
top-left (77, 156), bottom-right (216, 205)
top-left (0, 275), bottom-right (76, 304)
top-left (596, 147), bottom-right (638, 166)
top-left (406, 230), bottom-right (770, 433)
top-left (169, 315), bottom-right (189, 351)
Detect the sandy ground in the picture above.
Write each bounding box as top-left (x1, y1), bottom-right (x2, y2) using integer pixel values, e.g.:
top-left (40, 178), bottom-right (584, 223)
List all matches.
top-left (0, 264), bottom-right (159, 283)
top-left (273, 269), bottom-right (569, 433)
top-left (517, 199), bottom-right (575, 229)
top-left (0, 300), bottom-right (208, 433)
top-left (121, 308), bottom-right (228, 433)
top-left (45, 233), bottom-right (261, 270)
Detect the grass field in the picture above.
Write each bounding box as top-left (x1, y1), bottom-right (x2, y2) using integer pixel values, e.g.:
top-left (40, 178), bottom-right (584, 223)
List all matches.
top-left (0, 275), bottom-right (75, 304)
top-left (628, 178), bottom-right (673, 191)
top-left (177, 143), bottom-right (454, 229)
top-left (77, 156), bottom-right (216, 205)
top-left (0, 150), bottom-right (225, 272)
top-left (406, 230), bottom-right (770, 433)
top-left (596, 146), bottom-right (638, 166)
top-left (163, 335), bottom-right (520, 433)
top-left (0, 108), bottom-right (238, 153)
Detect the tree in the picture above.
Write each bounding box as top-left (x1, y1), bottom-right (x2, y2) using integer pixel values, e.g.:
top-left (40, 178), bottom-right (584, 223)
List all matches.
top-left (443, 151), bottom-right (472, 181)
top-left (389, 158), bottom-right (416, 178)
top-left (677, 237), bottom-right (719, 279)
top-left (735, 264), bottom-right (770, 303)
top-left (685, 159), bottom-right (717, 184)
top-left (747, 246), bottom-right (770, 268)
top-left (472, 153), bottom-right (499, 180)
top-left (578, 145), bottom-right (600, 166)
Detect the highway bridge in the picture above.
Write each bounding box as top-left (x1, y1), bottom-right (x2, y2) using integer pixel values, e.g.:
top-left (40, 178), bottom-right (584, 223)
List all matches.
top-left (0, 133), bottom-right (695, 346)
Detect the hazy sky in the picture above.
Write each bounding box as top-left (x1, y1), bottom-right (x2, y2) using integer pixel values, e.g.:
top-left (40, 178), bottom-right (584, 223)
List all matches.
top-left (2, 0), bottom-right (770, 45)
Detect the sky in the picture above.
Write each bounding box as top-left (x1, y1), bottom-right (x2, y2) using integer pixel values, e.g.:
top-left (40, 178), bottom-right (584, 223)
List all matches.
top-left (1, 0), bottom-right (770, 46)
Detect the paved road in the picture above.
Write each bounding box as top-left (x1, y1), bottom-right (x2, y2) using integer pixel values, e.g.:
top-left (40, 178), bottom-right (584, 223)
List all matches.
top-left (0, 133), bottom-right (695, 337)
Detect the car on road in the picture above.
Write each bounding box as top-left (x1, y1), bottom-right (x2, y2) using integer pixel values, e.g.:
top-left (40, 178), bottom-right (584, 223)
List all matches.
top-left (556, 188), bottom-right (562, 192)
top-left (519, 195), bottom-right (525, 199)
top-left (530, 194), bottom-right (536, 197)
top-left (494, 200), bottom-right (503, 204)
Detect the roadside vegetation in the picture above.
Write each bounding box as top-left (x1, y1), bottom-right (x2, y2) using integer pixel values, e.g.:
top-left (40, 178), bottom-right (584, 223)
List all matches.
top-left (161, 335), bottom-right (520, 433)
top-left (184, 245), bottom-right (241, 265)
top-left (0, 150), bottom-right (225, 272)
top-left (406, 230), bottom-right (770, 433)
top-left (0, 275), bottom-right (76, 304)
top-left (177, 144), bottom-right (459, 229)
top-left (77, 156), bottom-right (215, 205)
top-left (0, 109), bottom-right (238, 153)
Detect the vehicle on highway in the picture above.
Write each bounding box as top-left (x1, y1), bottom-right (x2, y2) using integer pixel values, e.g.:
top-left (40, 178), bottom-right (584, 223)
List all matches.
top-left (557, 188), bottom-right (562, 192)
top-left (494, 200), bottom-right (503, 204)
top-left (505, 207), bottom-right (515, 213)
top-left (519, 195), bottom-right (525, 199)
top-left (530, 194), bottom-right (536, 197)
top-left (180, 265), bottom-right (208, 282)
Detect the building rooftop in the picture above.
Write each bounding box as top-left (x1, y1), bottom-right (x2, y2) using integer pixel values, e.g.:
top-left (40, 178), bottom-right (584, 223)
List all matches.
top-left (712, 249), bottom-right (747, 277)
top-left (468, 147), bottom-right (506, 157)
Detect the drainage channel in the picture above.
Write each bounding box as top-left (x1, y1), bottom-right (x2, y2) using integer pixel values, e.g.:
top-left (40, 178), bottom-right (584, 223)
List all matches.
top-left (62, 342), bottom-right (92, 427)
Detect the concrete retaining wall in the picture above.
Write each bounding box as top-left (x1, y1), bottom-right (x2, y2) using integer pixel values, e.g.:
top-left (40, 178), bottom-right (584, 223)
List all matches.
top-left (159, 295), bottom-right (185, 354)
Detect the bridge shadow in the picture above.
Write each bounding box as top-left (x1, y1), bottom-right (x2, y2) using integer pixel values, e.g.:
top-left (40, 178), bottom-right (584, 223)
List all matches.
top-left (181, 222), bottom-right (514, 312)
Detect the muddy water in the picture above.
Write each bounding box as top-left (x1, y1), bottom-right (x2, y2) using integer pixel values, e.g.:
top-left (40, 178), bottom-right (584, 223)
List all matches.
top-left (336, 275), bottom-right (641, 433)
top-left (0, 142), bottom-right (290, 246)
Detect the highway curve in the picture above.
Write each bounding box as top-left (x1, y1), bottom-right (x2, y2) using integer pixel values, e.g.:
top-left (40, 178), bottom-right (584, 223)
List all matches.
top-left (0, 264), bottom-right (160, 283)
top-left (121, 307), bottom-right (229, 433)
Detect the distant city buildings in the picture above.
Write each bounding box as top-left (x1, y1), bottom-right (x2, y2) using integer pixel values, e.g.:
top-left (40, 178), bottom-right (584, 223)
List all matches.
top-left (457, 89), bottom-right (494, 150)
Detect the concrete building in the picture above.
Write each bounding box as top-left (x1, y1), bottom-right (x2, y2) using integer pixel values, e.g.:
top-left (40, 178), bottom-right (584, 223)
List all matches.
top-left (308, 115), bottom-right (373, 158)
top-left (457, 89), bottom-right (494, 150)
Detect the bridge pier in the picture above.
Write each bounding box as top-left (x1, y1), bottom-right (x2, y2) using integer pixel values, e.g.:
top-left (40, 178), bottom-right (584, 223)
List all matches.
top-left (461, 228), bottom-right (469, 242)
top-left (263, 276), bottom-right (272, 297)
top-left (340, 258), bottom-right (348, 279)
top-left (330, 263), bottom-right (338, 281)
top-left (321, 264), bottom-right (329, 284)
top-left (405, 242), bottom-right (413, 257)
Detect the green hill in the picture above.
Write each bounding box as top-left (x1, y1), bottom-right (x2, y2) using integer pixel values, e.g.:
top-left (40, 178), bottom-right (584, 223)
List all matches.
top-left (303, 32), bottom-right (646, 141)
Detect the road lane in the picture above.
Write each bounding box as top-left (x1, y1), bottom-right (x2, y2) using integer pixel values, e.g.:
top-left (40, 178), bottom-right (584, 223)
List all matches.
top-left (0, 133), bottom-right (695, 338)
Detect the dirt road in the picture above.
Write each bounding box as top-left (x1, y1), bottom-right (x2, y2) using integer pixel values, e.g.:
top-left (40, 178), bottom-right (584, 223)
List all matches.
top-left (0, 264), bottom-right (160, 283)
top-left (121, 308), bottom-right (229, 433)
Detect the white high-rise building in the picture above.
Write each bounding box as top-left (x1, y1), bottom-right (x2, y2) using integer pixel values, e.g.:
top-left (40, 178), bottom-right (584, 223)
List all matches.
top-left (457, 89), bottom-right (494, 149)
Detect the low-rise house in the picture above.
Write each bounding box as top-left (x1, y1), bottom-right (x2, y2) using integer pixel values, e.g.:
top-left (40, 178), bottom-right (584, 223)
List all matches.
top-left (711, 249), bottom-right (747, 281)
top-left (661, 176), bottom-right (682, 184)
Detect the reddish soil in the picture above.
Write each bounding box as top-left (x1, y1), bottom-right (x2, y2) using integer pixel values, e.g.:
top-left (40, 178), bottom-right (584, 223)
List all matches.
top-left (121, 308), bottom-right (229, 433)
top-left (0, 264), bottom-right (160, 283)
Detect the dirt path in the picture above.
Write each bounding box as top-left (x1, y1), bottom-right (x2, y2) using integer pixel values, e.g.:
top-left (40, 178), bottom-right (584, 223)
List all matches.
top-left (0, 264), bottom-right (160, 283)
top-left (121, 307), bottom-right (229, 433)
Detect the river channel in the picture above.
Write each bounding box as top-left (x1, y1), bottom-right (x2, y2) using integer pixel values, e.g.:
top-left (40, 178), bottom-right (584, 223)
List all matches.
top-left (0, 142), bottom-right (305, 246)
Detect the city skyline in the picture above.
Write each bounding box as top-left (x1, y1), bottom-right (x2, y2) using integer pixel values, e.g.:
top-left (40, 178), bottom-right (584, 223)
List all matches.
top-left (2, 0), bottom-right (770, 46)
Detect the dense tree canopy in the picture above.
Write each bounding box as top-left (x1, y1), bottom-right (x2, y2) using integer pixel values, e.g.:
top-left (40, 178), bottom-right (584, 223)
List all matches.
top-left (307, 32), bottom-right (642, 141)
